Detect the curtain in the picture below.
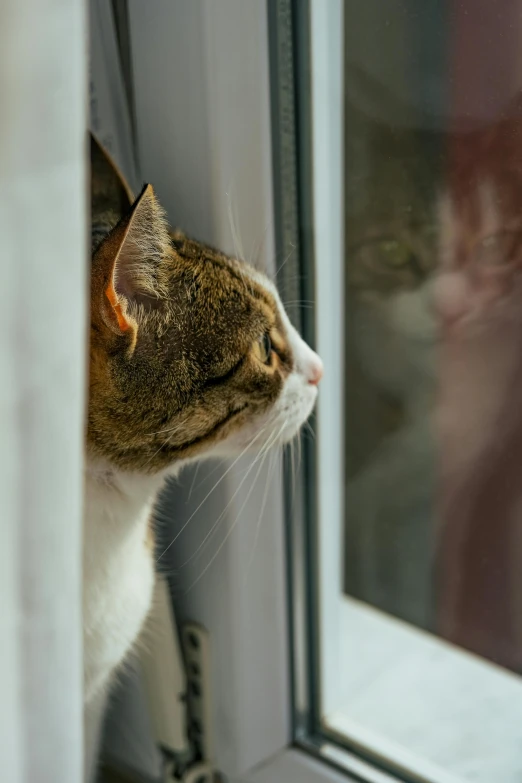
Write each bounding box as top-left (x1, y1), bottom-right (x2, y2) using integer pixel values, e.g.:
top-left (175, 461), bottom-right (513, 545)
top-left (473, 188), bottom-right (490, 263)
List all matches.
top-left (0, 1), bottom-right (87, 780)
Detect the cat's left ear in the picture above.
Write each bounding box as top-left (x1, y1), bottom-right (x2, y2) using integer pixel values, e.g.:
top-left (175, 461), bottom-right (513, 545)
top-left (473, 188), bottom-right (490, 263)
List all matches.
top-left (94, 184), bottom-right (171, 341)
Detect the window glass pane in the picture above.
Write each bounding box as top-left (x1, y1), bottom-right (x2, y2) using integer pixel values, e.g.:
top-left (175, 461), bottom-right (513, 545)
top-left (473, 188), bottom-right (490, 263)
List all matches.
top-left (344, 0), bottom-right (522, 670)
top-left (308, 1), bottom-right (522, 780)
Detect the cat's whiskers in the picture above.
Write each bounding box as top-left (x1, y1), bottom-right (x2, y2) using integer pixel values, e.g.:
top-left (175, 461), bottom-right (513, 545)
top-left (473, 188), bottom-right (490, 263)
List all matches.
top-left (189, 431), bottom-right (267, 497)
top-left (242, 447), bottom-right (278, 586)
top-left (304, 419), bottom-right (316, 440)
top-left (289, 428), bottom-right (303, 503)
top-left (191, 456), bottom-right (228, 495)
top-left (249, 220), bottom-right (271, 273)
top-left (142, 423), bottom-right (187, 470)
top-left (190, 421), bottom-right (278, 495)
top-left (185, 419), bottom-right (286, 594)
top-left (297, 428), bottom-right (303, 481)
top-left (281, 300), bottom-right (315, 310)
top-left (226, 187), bottom-right (245, 261)
top-left (178, 421), bottom-right (282, 569)
top-left (156, 423), bottom-right (269, 562)
top-left (143, 441), bottom-right (171, 471)
top-left (187, 462), bottom-right (201, 502)
top-left (290, 434), bottom-right (297, 503)
top-left (226, 189), bottom-right (254, 296)
top-left (147, 421), bottom-right (185, 438)
top-left (274, 243), bottom-right (297, 279)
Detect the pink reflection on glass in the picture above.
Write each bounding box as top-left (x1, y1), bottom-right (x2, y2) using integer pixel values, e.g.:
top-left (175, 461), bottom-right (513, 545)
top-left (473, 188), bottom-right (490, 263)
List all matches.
top-left (436, 95), bottom-right (522, 671)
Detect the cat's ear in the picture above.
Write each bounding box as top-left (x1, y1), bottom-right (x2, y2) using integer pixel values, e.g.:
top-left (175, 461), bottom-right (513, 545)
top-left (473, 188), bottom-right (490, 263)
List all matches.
top-left (94, 184), bottom-right (171, 341)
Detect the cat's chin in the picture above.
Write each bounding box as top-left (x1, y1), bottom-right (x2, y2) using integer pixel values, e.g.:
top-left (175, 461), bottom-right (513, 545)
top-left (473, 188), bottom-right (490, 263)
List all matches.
top-left (211, 382), bottom-right (318, 459)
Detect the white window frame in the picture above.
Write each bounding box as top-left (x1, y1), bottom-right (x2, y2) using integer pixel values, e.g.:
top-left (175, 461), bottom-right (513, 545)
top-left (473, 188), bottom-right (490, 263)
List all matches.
top-left (127, 1), bottom-right (358, 782)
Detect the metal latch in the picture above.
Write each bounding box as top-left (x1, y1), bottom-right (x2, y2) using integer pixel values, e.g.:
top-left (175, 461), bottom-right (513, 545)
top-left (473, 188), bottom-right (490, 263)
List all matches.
top-left (140, 577), bottom-right (216, 783)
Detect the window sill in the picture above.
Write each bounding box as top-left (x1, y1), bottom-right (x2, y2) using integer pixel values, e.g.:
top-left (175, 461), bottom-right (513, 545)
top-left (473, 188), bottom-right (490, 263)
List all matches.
top-left (240, 748), bottom-right (361, 783)
top-left (323, 597), bottom-right (522, 783)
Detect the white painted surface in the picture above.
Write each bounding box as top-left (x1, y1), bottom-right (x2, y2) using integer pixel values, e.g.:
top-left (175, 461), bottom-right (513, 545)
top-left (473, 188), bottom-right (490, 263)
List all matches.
top-left (242, 748), bottom-right (358, 783)
top-left (326, 597), bottom-right (522, 782)
top-left (0, 0), bottom-right (87, 781)
top-left (140, 576), bottom-right (188, 754)
top-left (128, 2), bottom-right (289, 779)
top-left (312, 3), bottom-right (522, 781)
top-left (311, 0), bottom-right (346, 719)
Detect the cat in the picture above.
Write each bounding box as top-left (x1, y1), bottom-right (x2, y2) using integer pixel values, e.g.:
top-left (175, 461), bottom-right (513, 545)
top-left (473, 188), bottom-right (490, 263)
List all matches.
top-left (435, 104), bottom-right (522, 671)
top-left (343, 82), bottom-right (442, 630)
top-left (343, 69), bottom-right (522, 670)
top-left (85, 134), bottom-right (323, 779)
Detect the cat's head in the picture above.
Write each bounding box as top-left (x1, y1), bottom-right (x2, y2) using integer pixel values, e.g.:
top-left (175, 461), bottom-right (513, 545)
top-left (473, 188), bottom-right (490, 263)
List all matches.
top-left (345, 98), bottom-right (442, 403)
top-left (344, 69), bottom-right (522, 394)
top-left (88, 185), bottom-right (322, 473)
top-left (438, 106), bottom-right (522, 330)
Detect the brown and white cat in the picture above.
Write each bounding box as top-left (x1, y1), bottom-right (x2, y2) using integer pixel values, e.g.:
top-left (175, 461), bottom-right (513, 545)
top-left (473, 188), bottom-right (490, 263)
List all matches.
top-left (343, 92), bottom-right (442, 630)
top-left (85, 136), bottom-right (322, 778)
top-left (343, 71), bottom-right (522, 670)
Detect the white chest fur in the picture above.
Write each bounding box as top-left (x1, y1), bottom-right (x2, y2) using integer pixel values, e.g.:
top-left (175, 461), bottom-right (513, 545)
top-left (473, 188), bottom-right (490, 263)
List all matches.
top-left (83, 465), bottom-right (163, 705)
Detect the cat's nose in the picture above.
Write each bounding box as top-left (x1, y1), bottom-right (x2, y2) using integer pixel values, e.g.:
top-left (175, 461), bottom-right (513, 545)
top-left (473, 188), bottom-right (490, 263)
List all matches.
top-left (431, 271), bottom-right (471, 324)
top-left (307, 355), bottom-right (323, 385)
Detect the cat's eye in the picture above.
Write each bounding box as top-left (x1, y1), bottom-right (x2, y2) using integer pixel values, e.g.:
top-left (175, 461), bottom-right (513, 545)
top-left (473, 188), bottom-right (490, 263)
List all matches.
top-left (475, 231), bottom-right (522, 269)
top-left (260, 333), bottom-right (272, 363)
top-left (378, 239), bottom-right (411, 267)
top-left (254, 333), bottom-right (272, 365)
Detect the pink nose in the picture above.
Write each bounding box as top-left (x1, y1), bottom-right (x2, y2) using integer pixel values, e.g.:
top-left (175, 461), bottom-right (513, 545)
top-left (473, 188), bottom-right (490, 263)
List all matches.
top-left (431, 271), bottom-right (471, 325)
top-left (308, 356), bottom-right (323, 385)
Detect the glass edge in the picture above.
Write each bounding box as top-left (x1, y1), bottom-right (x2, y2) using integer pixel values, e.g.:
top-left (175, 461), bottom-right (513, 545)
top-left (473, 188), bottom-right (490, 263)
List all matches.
top-left (266, 0), bottom-right (319, 743)
top-left (290, 0), bottom-right (323, 740)
top-left (296, 737), bottom-right (439, 783)
top-left (268, 2), bottom-right (444, 782)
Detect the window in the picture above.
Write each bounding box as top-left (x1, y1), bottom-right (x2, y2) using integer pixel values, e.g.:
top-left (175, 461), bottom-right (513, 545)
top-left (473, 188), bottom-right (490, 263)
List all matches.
top-left (289, 1), bottom-right (522, 782)
top-left (94, 2), bottom-right (522, 783)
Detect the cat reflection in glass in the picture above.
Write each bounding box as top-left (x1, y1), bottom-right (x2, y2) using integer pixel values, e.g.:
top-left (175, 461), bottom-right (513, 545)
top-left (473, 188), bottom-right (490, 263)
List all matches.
top-left (344, 81), bottom-right (522, 670)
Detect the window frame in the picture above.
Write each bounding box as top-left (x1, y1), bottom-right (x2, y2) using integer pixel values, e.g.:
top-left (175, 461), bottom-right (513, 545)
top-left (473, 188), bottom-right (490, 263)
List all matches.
top-left (127, 1), bottom-right (364, 781)
top-left (123, 2), bottom-right (522, 782)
